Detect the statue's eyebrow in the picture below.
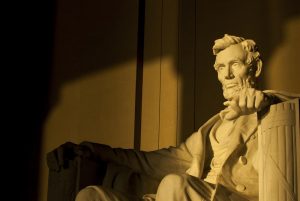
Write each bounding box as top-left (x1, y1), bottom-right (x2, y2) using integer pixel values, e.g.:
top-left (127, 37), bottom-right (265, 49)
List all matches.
top-left (229, 59), bottom-right (242, 64)
top-left (214, 63), bottom-right (224, 70)
top-left (227, 60), bottom-right (240, 67)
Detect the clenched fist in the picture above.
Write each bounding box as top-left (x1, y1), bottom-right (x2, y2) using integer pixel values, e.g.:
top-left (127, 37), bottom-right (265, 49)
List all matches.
top-left (222, 88), bottom-right (271, 120)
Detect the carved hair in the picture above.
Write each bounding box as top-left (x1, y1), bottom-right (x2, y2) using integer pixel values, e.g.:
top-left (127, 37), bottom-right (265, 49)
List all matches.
top-left (212, 34), bottom-right (262, 72)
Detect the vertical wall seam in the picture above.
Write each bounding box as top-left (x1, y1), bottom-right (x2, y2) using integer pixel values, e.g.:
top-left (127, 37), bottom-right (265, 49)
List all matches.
top-left (193, 0), bottom-right (197, 131)
top-left (176, 0), bottom-right (181, 146)
top-left (158, 0), bottom-right (164, 149)
top-left (134, 0), bottom-right (145, 150)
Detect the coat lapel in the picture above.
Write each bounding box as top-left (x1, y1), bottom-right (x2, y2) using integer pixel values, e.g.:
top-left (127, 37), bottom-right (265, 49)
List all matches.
top-left (222, 113), bottom-right (258, 164)
top-left (186, 114), bottom-right (220, 178)
top-left (238, 113), bottom-right (258, 143)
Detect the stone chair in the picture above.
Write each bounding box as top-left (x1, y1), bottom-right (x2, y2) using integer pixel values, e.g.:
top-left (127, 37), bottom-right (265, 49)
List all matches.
top-left (47, 98), bottom-right (299, 201)
top-left (47, 141), bottom-right (192, 201)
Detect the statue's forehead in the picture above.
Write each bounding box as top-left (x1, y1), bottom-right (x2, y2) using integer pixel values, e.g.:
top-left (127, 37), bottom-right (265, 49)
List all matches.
top-left (215, 44), bottom-right (246, 64)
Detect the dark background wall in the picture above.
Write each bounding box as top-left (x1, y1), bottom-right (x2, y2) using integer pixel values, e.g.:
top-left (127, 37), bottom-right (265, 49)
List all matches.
top-left (11, 1), bottom-right (55, 201)
top-left (14, 0), bottom-right (300, 201)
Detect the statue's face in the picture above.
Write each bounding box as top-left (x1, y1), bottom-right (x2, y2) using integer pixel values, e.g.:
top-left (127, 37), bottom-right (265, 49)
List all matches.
top-left (214, 44), bottom-right (252, 100)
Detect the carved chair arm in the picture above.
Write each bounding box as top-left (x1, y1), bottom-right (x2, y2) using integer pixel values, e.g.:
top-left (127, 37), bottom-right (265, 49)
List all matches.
top-left (47, 142), bottom-right (107, 201)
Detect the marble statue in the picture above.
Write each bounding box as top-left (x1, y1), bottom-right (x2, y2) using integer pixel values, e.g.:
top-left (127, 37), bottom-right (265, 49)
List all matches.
top-left (75, 34), bottom-right (300, 201)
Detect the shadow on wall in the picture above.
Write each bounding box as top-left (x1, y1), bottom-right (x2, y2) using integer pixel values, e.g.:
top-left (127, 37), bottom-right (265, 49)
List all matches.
top-left (48, 0), bottom-right (140, 106)
top-left (265, 16), bottom-right (300, 93)
top-left (35, 1), bottom-right (300, 201)
top-left (39, 1), bottom-right (175, 201)
top-left (48, 0), bottom-right (176, 109)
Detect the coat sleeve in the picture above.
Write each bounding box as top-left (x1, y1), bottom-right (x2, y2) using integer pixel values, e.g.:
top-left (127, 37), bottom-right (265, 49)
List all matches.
top-left (80, 141), bottom-right (193, 180)
top-left (263, 90), bottom-right (300, 102)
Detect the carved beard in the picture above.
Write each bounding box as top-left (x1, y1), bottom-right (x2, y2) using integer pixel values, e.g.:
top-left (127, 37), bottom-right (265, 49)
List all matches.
top-left (222, 77), bottom-right (256, 100)
top-left (223, 85), bottom-right (241, 100)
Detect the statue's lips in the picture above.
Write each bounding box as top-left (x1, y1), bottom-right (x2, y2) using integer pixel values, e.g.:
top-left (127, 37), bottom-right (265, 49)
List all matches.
top-left (224, 83), bottom-right (238, 89)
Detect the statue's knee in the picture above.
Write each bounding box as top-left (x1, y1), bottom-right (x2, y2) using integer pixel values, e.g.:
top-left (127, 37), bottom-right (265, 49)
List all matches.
top-left (75, 186), bottom-right (101, 201)
top-left (158, 174), bottom-right (186, 192)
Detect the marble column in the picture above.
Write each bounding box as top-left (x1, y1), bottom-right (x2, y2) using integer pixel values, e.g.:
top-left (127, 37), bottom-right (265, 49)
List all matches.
top-left (259, 99), bottom-right (299, 201)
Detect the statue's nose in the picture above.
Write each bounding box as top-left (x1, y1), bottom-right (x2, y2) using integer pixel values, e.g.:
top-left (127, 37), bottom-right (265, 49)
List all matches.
top-left (224, 66), bottom-right (234, 80)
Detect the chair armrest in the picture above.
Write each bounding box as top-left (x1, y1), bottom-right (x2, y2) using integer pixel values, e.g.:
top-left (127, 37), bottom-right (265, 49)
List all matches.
top-left (47, 142), bottom-right (107, 201)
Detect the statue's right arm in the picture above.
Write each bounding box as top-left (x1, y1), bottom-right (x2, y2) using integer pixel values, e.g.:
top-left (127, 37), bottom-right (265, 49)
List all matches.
top-left (79, 139), bottom-right (194, 180)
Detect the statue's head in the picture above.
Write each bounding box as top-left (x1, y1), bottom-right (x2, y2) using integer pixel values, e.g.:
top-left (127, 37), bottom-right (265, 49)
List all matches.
top-left (212, 34), bottom-right (262, 100)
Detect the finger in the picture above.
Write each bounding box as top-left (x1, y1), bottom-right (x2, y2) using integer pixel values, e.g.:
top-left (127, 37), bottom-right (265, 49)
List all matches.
top-left (254, 91), bottom-right (264, 110)
top-left (242, 86), bottom-right (248, 94)
top-left (237, 77), bottom-right (243, 90)
top-left (247, 88), bottom-right (255, 97)
top-left (229, 99), bottom-right (242, 114)
top-left (245, 78), bottom-right (251, 88)
top-left (242, 79), bottom-right (247, 89)
top-left (239, 92), bottom-right (247, 113)
top-left (246, 93), bottom-right (255, 111)
top-left (246, 88), bottom-right (255, 110)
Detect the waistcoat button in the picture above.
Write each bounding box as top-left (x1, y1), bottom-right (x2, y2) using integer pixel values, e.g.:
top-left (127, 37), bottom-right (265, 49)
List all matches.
top-left (239, 156), bottom-right (247, 165)
top-left (251, 134), bottom-right (256, 140)
top-left (236, 184), bottom-right (246, 192)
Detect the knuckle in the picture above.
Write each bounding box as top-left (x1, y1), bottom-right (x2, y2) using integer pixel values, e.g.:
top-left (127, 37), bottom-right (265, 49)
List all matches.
top-left (239, 100), bottom-right (246, 108)
top-left (247, 103), bottom-right (254, 109)
top-left (256, 91), bottom-right (264, 98)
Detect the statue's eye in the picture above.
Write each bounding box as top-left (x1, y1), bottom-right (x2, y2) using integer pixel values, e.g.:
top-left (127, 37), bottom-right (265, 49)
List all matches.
top-left (231, 62), bottom-right (241, 69)
top-left (218, 66), bottom-right (225, 71)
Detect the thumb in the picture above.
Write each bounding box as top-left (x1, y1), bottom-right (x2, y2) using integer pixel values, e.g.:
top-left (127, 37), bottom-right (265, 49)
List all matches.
top-left (224, 110), bottom-right (240, 120)
top-left (223, 101), bottom-right (230, 106)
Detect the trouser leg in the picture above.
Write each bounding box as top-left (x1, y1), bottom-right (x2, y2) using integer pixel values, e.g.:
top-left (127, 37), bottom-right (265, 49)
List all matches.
top-left (155, 173), bottom-right (230, 201)
top-left (75, 185), bottom-right (141, 201)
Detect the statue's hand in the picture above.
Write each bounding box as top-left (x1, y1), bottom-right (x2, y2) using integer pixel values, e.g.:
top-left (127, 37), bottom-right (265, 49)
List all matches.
top-left (47, 142), bottom-right (93, 171)
top-left (223, 88), bottom-right (270, 120)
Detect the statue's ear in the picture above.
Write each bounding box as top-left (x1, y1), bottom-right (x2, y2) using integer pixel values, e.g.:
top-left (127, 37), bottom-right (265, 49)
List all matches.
top-left (255, 60), bottom-right (262, 77)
